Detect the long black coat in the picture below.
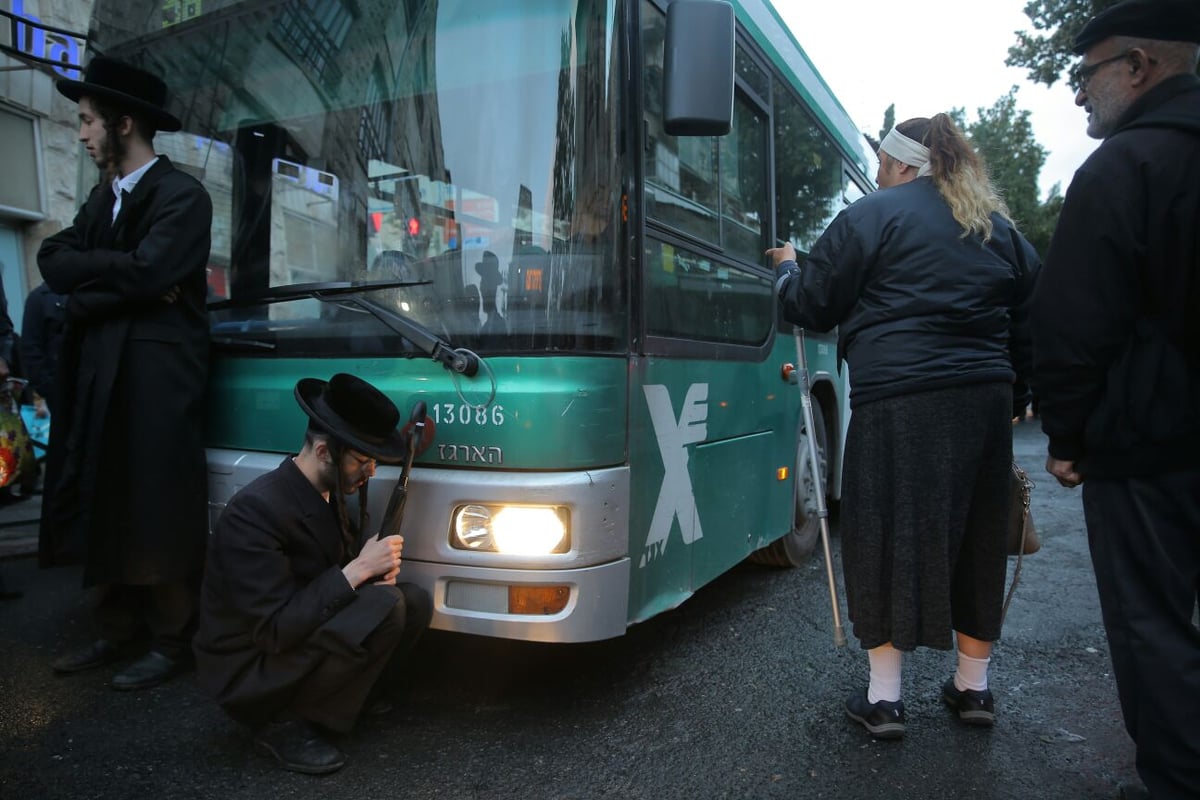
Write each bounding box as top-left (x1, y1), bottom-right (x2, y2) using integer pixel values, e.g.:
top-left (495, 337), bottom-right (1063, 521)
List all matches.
top-left (37, 156), bottom-right (211, 585)
top-left (193, 458), bottom-right (399, 725)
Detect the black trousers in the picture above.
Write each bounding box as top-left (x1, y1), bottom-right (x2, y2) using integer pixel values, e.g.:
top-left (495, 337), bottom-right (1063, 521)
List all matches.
top-left (289, 582), bottom-right (432, 733)
top-left (1083, 469), bottom-right (1200, 800)
top-left (91, 581), bottom-right (197, 660)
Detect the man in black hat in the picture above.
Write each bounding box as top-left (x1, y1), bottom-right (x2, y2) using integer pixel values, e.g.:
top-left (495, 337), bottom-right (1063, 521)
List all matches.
top-left (193, 374), bottom-right (432, 775)
top-left (1031, 1), bottom-right (1200, 797)
top-left (38, 57), bottom-right (213, 691)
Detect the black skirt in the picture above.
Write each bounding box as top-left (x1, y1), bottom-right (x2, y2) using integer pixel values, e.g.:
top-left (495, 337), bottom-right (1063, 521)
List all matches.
top-left (841, 381), bottom-right (1013, 651)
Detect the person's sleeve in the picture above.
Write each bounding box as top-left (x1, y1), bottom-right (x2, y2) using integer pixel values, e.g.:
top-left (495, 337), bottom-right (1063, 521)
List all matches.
top-left (18, 290), bottom-right (48, 396)
top-left (1031, 167), bottom-right (1140, 461)
top-left (775, 209), bottom-right (871, 332)
top-left (0, 277), bottom-right (14, 367)
top-left (41, 180), bottom-right (212, 306)
top-left (1008, 228), bottom-right (1041, 413)
top-left (37, 187), bottom-right (105, 294)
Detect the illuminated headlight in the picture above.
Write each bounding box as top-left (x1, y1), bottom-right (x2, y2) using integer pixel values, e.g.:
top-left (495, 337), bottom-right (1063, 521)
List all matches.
top-left (451, 504), bottom-right (569, 554)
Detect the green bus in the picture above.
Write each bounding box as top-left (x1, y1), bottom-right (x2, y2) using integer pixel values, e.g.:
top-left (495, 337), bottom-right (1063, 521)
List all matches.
top-left (84, 0), bottom-right (874, 642)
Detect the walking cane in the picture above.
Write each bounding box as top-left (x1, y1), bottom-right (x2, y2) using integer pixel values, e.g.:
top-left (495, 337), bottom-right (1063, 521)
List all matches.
top-left (793, 327), bottom-right (847, 647)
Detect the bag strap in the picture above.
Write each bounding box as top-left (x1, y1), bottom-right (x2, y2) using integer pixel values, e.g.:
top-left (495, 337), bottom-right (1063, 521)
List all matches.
top-left (1001, 462), bottom-right (1034, 625)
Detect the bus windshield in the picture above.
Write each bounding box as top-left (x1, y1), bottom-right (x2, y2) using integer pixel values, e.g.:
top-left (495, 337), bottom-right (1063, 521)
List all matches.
top-left (89, 0), bottom-right (626, 356)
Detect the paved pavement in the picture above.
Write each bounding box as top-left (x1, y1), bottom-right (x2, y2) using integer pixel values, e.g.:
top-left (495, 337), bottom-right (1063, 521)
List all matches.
top-left (0, 419), bottom-right (1146, 799)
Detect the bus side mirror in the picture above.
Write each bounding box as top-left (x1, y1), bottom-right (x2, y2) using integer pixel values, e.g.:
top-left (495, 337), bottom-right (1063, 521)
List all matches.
top-left (663, 0), bottom-right (734, 136)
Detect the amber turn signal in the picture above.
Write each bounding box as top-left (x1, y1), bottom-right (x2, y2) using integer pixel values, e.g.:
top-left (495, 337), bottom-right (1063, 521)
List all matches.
top-left (508, 585), bottom-right (570, 615)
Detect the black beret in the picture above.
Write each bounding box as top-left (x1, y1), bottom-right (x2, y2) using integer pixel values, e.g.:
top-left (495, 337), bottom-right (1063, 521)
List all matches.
top-left (1074, 0), bottom-right (1200, 53)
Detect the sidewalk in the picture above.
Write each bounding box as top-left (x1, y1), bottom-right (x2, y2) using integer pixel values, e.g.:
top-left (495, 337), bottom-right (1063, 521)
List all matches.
top-left (0, 486), bottom-right (40, 559)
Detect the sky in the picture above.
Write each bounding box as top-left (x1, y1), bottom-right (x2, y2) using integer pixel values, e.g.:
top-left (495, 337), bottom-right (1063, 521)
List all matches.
top-left (772, 0), bottom-right (1099, 200)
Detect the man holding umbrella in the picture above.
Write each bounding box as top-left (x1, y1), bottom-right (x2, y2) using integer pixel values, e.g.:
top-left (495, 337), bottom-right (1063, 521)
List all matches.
top-left (194, 373), bottom-right (432, 775)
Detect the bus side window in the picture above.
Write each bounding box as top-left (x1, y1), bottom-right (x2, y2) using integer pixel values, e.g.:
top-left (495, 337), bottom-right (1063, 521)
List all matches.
top-left (773, 84), bottom-right (844, 254)
top-left (644, 239), bottom-right (772, 346)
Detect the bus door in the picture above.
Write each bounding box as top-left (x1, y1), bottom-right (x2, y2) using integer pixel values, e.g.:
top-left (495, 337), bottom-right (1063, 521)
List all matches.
top-left (631, 238), bottom-right (788, 623)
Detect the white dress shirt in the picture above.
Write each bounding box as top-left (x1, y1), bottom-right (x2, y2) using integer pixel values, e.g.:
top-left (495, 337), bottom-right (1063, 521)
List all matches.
top-left (111, 156), bottom-right (160, 223)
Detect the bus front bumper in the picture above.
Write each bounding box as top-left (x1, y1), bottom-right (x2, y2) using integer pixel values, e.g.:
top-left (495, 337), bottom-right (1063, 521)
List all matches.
top-left (398, 557), bottom-right (631, 643)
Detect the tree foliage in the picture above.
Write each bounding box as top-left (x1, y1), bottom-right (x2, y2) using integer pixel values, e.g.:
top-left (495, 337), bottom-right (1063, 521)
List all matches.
top-left (878, 104), bottom-right (895, 143)
top-left (1007, 0), bottom-right (1126, 86)
top-left (965, 88), bottom-right (1046, 238)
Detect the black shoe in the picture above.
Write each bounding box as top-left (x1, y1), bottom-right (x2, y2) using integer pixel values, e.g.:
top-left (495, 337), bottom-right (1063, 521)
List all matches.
top-left (845, 689), bottom-right (906, 739)
top-left (364, 697), bottom-right (394, 717)
top-left (111, 651), bottom-right (191, 691)
top-left (942, 678), bottom-right (995, 726)
top-left (1117, 782), bottom-right (1149, 800)
top-left (52, 639), bottom-right (122, 674)
top-left (254, 720), bottom-right (345, 775)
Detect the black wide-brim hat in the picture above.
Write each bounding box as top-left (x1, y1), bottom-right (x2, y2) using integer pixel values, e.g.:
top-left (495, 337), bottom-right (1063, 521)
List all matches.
top-left (1073, 0), bottom-right (1200, 53)
top-left (295, 374), bottom-right (408, 463)
top-left (56, 56), bottom-right (182, 132)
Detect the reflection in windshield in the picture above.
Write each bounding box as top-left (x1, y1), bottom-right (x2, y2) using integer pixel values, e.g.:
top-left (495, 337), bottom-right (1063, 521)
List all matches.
top-left (90, 0), bottom-right (626, 355)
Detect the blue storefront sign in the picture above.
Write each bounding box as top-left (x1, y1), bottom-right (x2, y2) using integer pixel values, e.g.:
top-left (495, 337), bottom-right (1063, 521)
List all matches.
top-left (6, 0), bottom-right (83, 80)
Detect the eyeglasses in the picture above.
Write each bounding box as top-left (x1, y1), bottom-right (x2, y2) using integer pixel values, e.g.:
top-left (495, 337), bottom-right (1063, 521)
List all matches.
top-left (346, 450), bottom-right (376, 467)
top-left (1070, 50), bottom-right (1130, 92)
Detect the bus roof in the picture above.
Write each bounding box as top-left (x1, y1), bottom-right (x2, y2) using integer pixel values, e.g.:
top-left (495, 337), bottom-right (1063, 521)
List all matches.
top-left (733, 0), bottom-right (875, 180)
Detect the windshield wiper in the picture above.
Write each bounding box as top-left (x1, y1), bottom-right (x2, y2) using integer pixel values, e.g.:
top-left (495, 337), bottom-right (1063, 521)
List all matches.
top-left (349, 294), bottom-right (479, 376)
top-left (211, 336), bottom-right (276, 351)
top-left (207, 280), bottom-right (479, 377)
top-left (206, 280), bottom-right (428, 310)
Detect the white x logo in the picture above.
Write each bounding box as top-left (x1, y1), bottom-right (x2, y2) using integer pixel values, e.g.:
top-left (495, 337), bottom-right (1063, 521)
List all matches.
top-left (641, 383), bottom-right (708, 568)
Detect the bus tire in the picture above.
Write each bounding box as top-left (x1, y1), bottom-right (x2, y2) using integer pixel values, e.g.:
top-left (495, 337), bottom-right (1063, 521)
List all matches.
top-left (747, 400), bottom-right (828, 568)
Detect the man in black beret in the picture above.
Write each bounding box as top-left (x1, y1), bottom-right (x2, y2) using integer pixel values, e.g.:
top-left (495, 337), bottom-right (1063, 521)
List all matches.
top-left (1031, 1), bottom-right (1200, 798)
top-left (40, 57), bottom-right (213, 691)
top-left (194, 374), bottom-right (432, 775)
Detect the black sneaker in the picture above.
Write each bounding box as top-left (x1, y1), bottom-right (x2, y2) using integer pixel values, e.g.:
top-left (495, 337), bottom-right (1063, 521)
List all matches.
top-left (941, 678), bottom-right (995, 726)
top-left (845, 689), bottom-right (906, 739)
top-left (254, 719), bottom-right (345, 775)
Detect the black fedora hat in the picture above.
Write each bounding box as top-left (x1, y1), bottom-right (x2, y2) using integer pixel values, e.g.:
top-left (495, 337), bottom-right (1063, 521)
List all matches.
top-left (295, 374), bottom-right (408, 463)
top-left (56, 56), bottom-right (182, 132)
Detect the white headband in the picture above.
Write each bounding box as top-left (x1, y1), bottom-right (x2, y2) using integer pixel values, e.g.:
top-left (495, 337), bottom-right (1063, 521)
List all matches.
top-left (880, 128), bottom-right (933, 177)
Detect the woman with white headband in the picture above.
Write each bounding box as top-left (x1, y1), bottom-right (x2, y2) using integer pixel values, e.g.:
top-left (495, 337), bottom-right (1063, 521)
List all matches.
top-left (767, 114), bottom-right (1040, 739)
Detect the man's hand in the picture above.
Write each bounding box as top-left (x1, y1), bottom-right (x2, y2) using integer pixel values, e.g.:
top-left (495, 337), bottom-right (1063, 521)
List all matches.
top-left (161, 285), bottom-right (181, 304)
top-left (765, 242), bottom-right (797, 268)
top-left (0, 357), bottom-right (9, 381)
top-left (342, 534), bottom-right (404, 589)
top-left (1046, 456), bottom-right (1083, 489)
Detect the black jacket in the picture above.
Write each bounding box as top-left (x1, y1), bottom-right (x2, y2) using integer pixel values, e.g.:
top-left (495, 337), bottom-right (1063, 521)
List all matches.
top-left (37, 156), bottom-right (212, 582)
top-left (1032, 74), bottom-right (1200, 477)
top-left (778, 177), bottom-right (1039, 408)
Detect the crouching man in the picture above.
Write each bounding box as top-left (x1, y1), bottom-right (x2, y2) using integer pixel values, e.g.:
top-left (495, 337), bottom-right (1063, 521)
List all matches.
top-left (194, 374), bottom-right (432, 774)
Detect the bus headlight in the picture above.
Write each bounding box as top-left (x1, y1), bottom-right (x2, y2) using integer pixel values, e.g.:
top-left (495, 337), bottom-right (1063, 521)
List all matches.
top-left (451, 504), bottom-right (570, 554)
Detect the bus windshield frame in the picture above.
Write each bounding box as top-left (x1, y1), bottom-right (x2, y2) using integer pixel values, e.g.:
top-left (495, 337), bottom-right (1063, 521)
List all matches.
top-left (88, 0), bottom-right (627, 356)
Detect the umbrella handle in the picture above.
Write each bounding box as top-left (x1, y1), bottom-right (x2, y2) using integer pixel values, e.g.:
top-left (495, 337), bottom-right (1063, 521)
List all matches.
top-left (377, 400), bottom-right (428, 541)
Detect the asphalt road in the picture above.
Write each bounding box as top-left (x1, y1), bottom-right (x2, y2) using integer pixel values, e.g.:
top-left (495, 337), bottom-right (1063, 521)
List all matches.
top-left (0, 421), bottom-right (1136, 799)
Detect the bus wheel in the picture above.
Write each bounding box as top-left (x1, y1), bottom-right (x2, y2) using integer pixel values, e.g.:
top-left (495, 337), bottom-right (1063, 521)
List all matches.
top-left (747, 401), bottom-right (828, 568)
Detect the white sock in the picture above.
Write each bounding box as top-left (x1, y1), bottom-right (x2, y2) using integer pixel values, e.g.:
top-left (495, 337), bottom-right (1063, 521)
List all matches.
top-left (867, 644), bottom-right (903, 704)
top-left (954, 653), bottom-right (990, 692)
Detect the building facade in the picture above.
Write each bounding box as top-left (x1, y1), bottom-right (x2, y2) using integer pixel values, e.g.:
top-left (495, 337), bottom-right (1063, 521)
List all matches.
top-left (1, 0), bottom-right (92, 333)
